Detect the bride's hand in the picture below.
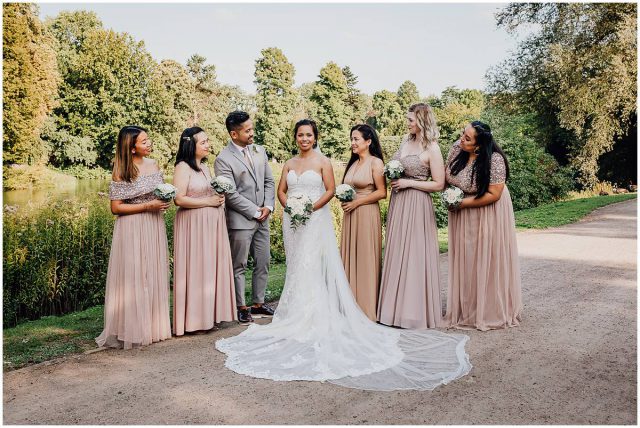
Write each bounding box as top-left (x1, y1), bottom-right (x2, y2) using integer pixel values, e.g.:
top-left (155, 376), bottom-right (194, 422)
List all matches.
top-left (341, 200), bottom-right (360, 213)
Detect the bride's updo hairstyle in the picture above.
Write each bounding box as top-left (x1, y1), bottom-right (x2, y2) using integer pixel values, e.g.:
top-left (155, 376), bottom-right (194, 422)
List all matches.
top-left (408, 103), bottom-right (439, 150)
top-left (293, 119), bottom-right (319, 149)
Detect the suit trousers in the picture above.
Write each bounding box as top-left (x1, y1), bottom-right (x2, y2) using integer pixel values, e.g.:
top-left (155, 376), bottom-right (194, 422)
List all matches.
top-left (227, 220), bottom-right (271, 307)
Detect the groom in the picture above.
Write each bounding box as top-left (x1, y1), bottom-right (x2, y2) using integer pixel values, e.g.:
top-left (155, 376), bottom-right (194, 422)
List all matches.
top-left (214, 111), bottom-right (276, 323)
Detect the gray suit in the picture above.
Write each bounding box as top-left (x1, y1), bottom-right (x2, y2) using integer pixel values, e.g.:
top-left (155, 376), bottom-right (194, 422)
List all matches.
top-left (214, 141), bottom-right (275, 307)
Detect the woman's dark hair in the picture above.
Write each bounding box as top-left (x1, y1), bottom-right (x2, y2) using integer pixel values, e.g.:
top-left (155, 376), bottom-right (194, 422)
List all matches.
top-left (448, 121), bottom-right (510, 198)
top-left (343, 124), bottom-right (385, 183)
top-left (225, 111), bottom-right (250, 133)
top-left (113, 125), bottom-right (147, 182)
top-left (175, 126), bottom-right (206, 171)
top-left (293, 119), bottom-right (319, 148)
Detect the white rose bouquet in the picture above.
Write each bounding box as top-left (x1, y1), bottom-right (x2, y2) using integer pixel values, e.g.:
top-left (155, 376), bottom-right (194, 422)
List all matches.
top-left (153, 183), bottom-right (177, 201)
top-left (210, 176), bottom-right (236, 194)
top-left (284, 193), bottom-right (314, 230)
top-left (384, 160), bottom-right (404, 180)
top-left (335, 184), bottom-right (356, 202)
top-left (441, 185), bottom-right (464, 210)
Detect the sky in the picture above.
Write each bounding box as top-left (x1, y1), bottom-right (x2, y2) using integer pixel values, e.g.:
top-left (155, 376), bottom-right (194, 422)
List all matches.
top-left (38, 2), bottom-right (526, 97)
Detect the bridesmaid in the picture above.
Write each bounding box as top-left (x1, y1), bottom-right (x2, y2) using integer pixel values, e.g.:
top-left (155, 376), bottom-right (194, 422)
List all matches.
top-left (378, 103), bottom-right (445, 329)
top-left (444, 121), bottom-right (522, 331)
top-left (96, 126), bottom-right (172, 349)
top-left (172, 127), bottom-right (236, 335)
top-left (340, 124), bottom-right (386, 321)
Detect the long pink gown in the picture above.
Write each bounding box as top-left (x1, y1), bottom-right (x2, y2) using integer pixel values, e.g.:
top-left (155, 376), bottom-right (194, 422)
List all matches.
top-left (378, 142), bottom-right (443, 329)
top-left (444, 142), bottom-right (523, 330)
top-left (96, 171), bottom-right (172, 349)
top-left (172, 163), bottom-right (236, 335)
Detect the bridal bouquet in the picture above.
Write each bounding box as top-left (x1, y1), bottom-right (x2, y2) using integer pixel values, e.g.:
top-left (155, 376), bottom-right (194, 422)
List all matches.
top-left (153, 183), bottom-right (177, 201)
top-left (211, 176), bottom-right (236, 194)
top-left (384, 160), bottom-right (404, 180)
top-left (284, 194), bottom-right (314, 230)
top-left (441, 185), bottom-right (464, 210)
top-left (335, 184), bottom-right (356, 202)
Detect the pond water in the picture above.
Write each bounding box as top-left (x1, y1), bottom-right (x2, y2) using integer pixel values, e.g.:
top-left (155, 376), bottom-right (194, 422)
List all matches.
top-left (3, 180), bottom-right (110, 207)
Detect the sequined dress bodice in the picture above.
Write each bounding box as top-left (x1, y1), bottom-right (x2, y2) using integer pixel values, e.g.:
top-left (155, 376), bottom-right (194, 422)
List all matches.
top-left (109, 171), bottom-right (164, 204)
top-left (392, 142), bottom-right (431, 181)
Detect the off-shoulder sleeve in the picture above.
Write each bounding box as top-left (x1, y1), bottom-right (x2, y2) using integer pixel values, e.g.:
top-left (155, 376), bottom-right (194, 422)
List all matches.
top-left (490, 153), bottom-right (507, 184)
top-left (109, 180), bottom-right (132, 201)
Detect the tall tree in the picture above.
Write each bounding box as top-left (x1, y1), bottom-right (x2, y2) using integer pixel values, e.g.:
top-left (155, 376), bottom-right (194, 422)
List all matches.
top-left (397, 80), bottom-right (420, 112)
top-left (371, 90), bottom-right (404, 137)
top-left (187, 54), bottom-right (217, 93)
top-left (489, 3), bottom-right (637, 185)
top-left (3, 3), bottom-right (59, 165)
top-left (310, 62), bottom-right (351, 159)
top-left (432, 86), bottom-right (485, 146)
top-left (148, 59), bottom-right (196, 167)
top-left (342, 66), bottom-right (367, 124)
top-left (44, 12), bottom-right (164, 168)
top-left (253, 47), bottom-right (297, 161)
top-left (186, 54), bottom-right (250, 156)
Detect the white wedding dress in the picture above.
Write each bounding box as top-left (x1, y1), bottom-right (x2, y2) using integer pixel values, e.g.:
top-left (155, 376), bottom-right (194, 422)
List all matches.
top-left (215, 170), bottom-right (472, 391)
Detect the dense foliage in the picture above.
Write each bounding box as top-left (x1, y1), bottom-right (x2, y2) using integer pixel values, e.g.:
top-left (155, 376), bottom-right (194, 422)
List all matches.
top-left (3, 4), bottom-right (59, 165)
top-left (254, 47), bottom-right (297, 161)
top-left (488, 3), bottom-right (637, 186)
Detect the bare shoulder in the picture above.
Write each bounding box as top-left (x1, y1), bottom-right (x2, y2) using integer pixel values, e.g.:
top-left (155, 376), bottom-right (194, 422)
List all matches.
top-left (174, 161), bottom-right (190, 172)
top-left (426, 143), bottom-right (443, 160)
top-left (145, 158), bottom-right (160, 172)
top-left (319, 155), bottom-right (333, 172)
top-left (319, 153), bottom-right (332, 167)
top-left (371, 157), bottom-right (385, 169)
top-left (281, 158), bottom-right (296, 173)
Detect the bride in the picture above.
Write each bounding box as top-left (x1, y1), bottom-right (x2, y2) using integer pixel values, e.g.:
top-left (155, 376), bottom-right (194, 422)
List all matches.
top-left (216, 119), bottom-right (472, 391)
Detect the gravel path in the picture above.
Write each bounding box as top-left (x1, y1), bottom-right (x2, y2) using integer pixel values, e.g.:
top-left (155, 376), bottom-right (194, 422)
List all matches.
top-left (3, 200), bottom-right (636, 424)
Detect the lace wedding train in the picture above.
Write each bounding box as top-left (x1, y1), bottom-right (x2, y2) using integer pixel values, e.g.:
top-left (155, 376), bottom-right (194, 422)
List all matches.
top-left (216, 170), bottom-right (471, 391)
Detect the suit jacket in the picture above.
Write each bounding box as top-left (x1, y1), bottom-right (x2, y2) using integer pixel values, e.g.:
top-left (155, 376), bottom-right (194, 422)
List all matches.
top-left (214, 141), bottom-right (275, 230)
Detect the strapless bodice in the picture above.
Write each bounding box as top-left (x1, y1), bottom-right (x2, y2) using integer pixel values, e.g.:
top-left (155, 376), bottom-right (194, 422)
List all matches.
top-left (286, 170), bottom-right (326, 202)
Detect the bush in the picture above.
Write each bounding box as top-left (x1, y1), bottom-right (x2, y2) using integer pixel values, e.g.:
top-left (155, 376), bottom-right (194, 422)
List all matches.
top-left (3, 195), bottom-right (114, 326)
top-left (481, 109), bottom-right (575, 211)
top-left (3, 164), bottom-right (76, 191)
top-left (54, 165), bottom-right (111, 180)
top-left (2, 194), bottom-right (183, 328)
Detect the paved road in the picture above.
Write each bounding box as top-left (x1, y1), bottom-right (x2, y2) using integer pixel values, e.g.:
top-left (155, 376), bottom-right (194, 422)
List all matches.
top-left (4, 200), bottom-right (636, 424)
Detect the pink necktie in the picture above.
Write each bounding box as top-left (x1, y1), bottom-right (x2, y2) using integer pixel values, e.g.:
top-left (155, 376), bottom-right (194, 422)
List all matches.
top-left (243, 147), bottom-right (255, 171)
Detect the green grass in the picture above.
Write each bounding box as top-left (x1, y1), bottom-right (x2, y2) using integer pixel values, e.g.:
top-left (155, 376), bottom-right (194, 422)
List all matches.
top-left (3, 263), bottom-right (288, 371)
top-left (244, 262), bottom-right (287, 304)
top-left (514, 193), bottom-right (636, 229)
top-left (4, 193), bottom-right (635, 371)
top-left (3, 305), bottom-right (104, 371)
top-left (438, 228), bottom-right (448, 253)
